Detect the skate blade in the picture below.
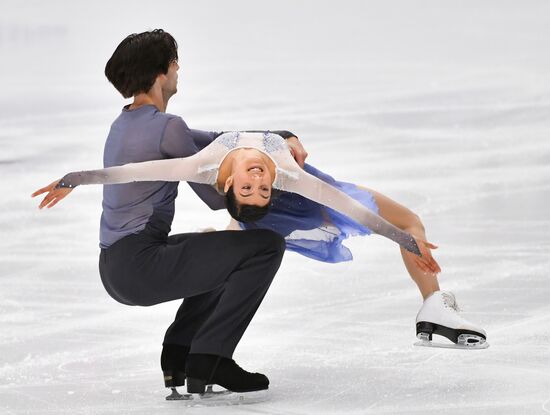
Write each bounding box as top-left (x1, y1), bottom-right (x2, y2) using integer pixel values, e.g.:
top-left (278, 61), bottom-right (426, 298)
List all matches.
top-left (166, 386), bottom-right (269, 406)
top-left (414, 333), bottom-right (489, 350)
top-left (414, 340), bottom-right (490, 349)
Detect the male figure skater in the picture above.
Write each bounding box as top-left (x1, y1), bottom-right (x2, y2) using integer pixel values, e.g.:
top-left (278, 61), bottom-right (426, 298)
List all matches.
top-left (35, 29), bottom-right (307, 396)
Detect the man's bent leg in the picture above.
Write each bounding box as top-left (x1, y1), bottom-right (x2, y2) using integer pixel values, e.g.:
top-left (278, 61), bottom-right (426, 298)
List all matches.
top-left (157, 229), bottom-right (285, 357)
top-left (163, 287), bottom-right (224, 346)
top-left (189, 233), bottom-right (284, 357)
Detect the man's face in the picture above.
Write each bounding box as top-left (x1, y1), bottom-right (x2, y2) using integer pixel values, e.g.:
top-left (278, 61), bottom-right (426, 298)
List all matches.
top-left (162, 60), bottom-right (179, 99)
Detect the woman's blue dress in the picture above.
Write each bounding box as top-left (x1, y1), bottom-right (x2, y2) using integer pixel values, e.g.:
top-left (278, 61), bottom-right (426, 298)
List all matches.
top-left (239, 164), bottom-right (379, 263)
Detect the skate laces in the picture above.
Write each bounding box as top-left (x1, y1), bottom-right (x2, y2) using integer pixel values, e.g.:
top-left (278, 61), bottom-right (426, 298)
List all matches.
top-left (441, 292), bottom-right (461, 312)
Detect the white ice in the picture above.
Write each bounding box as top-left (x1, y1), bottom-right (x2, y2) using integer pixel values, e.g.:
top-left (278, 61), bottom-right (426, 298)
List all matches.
top-left (1, 1), bottom-right (550, 414)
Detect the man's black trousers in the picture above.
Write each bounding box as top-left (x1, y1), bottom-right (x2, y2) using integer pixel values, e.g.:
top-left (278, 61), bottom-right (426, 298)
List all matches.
top-left (99, 221), bottom-right (285, 358)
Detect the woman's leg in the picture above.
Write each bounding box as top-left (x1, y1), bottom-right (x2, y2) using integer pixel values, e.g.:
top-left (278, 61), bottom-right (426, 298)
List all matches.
top-left (359, 186), bottom-right (440, 300)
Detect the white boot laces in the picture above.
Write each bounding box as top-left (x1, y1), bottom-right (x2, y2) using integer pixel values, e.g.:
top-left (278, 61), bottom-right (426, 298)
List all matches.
top-left (441, 292), bottom-right (461, 312)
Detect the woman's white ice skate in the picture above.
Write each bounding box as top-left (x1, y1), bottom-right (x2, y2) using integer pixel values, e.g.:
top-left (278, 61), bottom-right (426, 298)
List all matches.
top-left (414, 291), bottom-right (489, 349)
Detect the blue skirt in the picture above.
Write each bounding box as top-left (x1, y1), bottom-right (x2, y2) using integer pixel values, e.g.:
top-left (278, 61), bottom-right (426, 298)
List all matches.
top-left (240, 164), bottom-right (379, 263)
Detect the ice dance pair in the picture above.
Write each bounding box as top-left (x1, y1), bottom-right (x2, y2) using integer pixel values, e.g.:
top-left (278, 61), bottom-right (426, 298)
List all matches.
top-left (32, 29), bottom-right (487, 405)
top-left (42, 128), bottom-right (490, 346)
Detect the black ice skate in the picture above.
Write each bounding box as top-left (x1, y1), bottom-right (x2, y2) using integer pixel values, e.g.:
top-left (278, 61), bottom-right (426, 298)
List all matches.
top-left (161, 343), bottom-right (189, 390)
top-left (165, 353), bottom-right (270, 406)
top-left (415, 291), bottom-right (489, 349)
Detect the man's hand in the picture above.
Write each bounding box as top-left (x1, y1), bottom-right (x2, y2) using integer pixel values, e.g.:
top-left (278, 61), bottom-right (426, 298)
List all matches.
top-left (286, 136), bottom-right (308, 168)
top-left (31, 179), bottom-right (74, 209)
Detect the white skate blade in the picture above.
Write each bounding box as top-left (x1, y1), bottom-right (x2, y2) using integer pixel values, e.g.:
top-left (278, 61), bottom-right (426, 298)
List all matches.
top-left (414, 339), bottom-right (490, 349)
top-left (414, 333), bottom-right (489, 350)
top-left (165, 386), bottom-right (269, 406)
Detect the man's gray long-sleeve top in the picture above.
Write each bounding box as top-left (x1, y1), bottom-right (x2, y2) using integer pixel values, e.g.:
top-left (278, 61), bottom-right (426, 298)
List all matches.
top-left (99, 104), bottom-right (295, 248)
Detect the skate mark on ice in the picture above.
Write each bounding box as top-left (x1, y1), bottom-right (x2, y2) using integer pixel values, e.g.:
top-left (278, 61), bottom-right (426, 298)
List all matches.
top-left (542, 397), bottom-right (550, 414)
top-left (487, 308), bottom-right (550, 336)
top-left (0, 397), bottom-right (18, 415)
top-left (232, 406), bottom-right (303, 415)
top-left (263, 291), bottom-right (418, 322)
top-left (4, 388), bottom-right (60, 412)
top-left (1, 308), bottom-right (134, 344)
top-left (213, 402), bottom-right (304, 415)
top-left (413, 346), bottom-right (446, 364)
top-left (298, 386), bottom-right (350, 408)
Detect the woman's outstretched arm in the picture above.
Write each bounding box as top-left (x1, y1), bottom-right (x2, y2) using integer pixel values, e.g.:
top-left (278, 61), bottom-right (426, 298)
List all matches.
top-left (282, 168), bottom-right (422, 257)
top-left (54, 152), bottom-right (208, 188)
top-left (31, 147), bottom-right (219, 209)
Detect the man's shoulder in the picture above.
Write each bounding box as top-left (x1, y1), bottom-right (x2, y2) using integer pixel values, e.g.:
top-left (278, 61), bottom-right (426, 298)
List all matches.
top-left (113, 105), bottom-right (186, 125)
top-left (146, 110), bottom-right (189, 134)
top-left (162, 111), bottom-right (188, 128)
top-left (108, 109), bottom-right (189, 142)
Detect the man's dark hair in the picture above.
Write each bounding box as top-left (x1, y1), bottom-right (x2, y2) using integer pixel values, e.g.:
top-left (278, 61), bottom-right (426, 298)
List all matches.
top-left (105, 29), bottom-right (178, 98)
top-left (225, 186), bottom-right (271, 223)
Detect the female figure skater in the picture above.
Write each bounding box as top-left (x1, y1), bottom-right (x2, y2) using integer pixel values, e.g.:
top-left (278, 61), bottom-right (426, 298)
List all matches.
top-left (33, 131), bottom-right (487, 348)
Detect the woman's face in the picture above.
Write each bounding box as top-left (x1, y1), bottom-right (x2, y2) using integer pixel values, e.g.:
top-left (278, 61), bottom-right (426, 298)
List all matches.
top-left (224, 152), bottom-right (273, 206)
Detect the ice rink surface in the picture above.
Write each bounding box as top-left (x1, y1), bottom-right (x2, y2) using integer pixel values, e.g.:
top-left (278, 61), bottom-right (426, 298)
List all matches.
top-left (1, 1), bottom-right (549, 414)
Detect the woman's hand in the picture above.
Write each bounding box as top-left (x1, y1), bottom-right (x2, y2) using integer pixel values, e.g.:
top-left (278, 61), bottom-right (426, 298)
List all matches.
top-left (286, 136), bottom-right (308, 168)
top-left (409, 237), bottom-right (442, 275)
top-left (31, 179), bottom-right (74, 209)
